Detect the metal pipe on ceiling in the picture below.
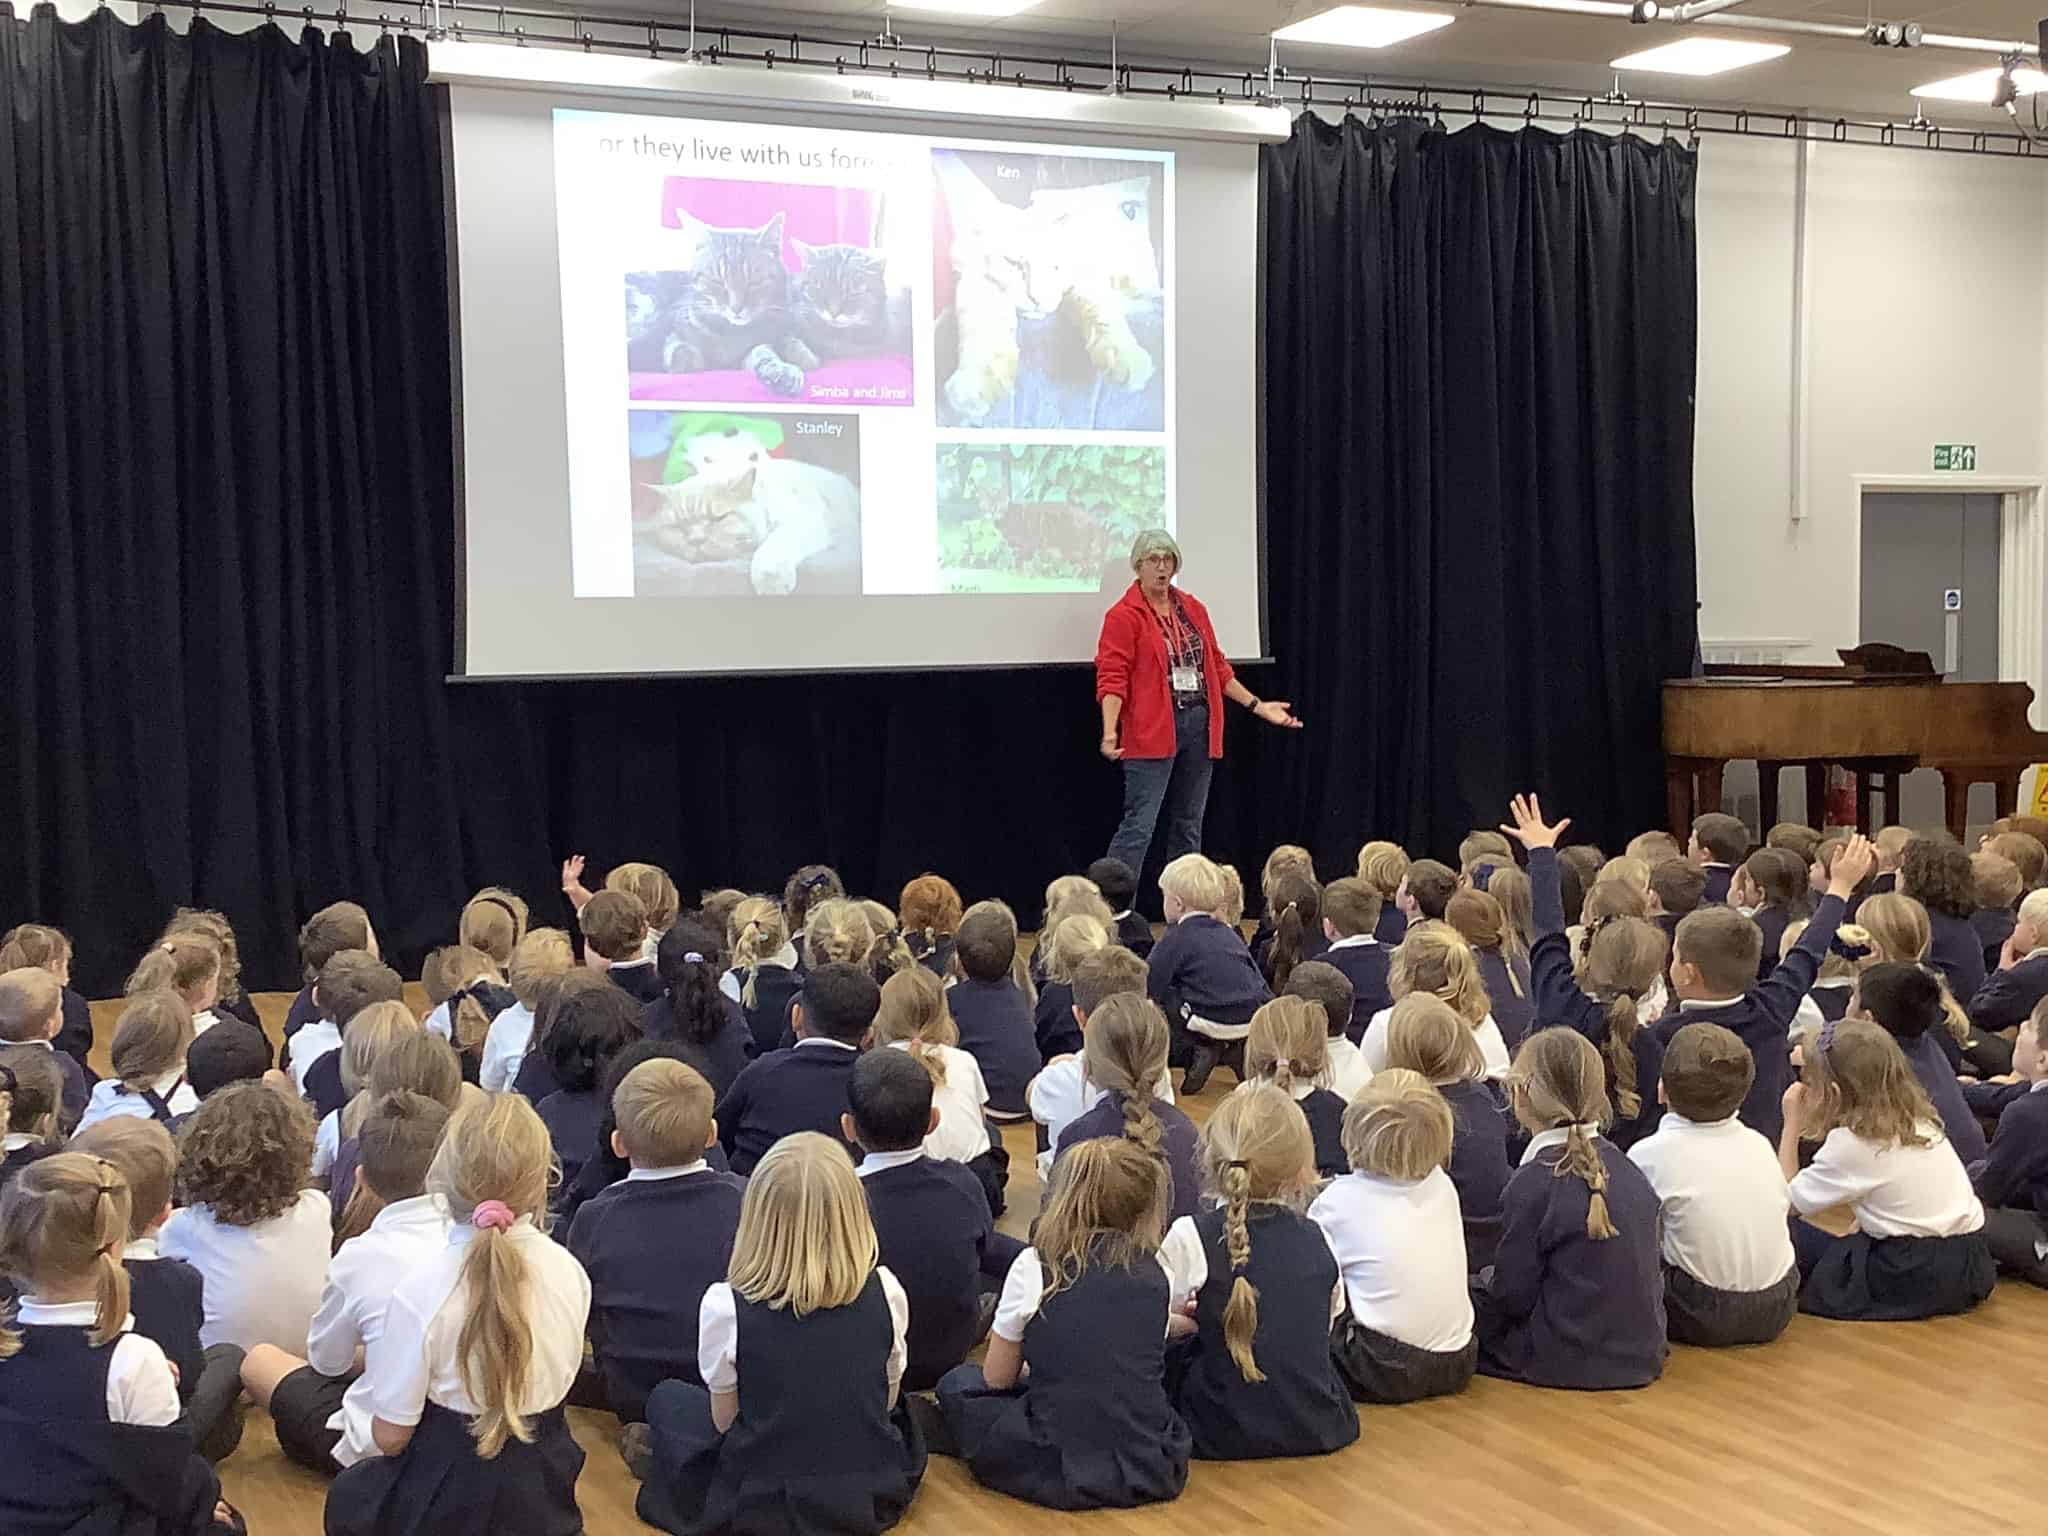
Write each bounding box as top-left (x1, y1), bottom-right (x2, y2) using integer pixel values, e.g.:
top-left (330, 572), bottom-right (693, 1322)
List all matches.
top-left (1453, 0), bottom-right (2039, 55)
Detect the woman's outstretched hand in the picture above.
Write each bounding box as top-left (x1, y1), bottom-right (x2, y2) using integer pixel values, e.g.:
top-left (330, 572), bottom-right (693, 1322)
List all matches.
top-left (1253, 700), bottom-right (1303, 729)
top-left (1500, 793), bottom-right (1571, 851)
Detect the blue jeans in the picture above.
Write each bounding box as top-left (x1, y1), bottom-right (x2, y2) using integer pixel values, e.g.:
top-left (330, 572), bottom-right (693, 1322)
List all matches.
top-left (1107, 703), bottom-right (1213, 883)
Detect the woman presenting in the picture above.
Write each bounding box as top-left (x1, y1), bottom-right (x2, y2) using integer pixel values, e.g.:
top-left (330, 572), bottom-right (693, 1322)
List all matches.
top-left (1096, 529), bottom-right (1301, 877)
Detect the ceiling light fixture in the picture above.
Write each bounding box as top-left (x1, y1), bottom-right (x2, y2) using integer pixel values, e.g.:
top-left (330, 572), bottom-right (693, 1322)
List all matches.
top-left (1909, 64), bottom-right (2048, 102)
top-left (1271, 6), bottom-right (1455, 48)
top-left (1609, 38), bottom-right (1792, 75)
top-left (886, 0), bottom-right (1043, 14)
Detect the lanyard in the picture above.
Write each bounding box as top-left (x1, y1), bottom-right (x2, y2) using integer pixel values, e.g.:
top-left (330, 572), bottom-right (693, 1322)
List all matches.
top-left (1154, 599), bottom-right (1195, 668)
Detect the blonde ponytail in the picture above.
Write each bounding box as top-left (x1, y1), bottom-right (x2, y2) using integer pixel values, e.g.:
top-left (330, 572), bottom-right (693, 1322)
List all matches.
top-left (1508, 1030), bottom-right (1619, 1241)
top-left (1082, 995), bottom-right (1167, 1160)
top-left (1563, 1122), bottom-right (1617, 1240)
top-left (1219, 1157), bottom-right (1264, 1384)
top-left (871, 969), bottom-right (956, 1087)
top-left (0, 1155), bottom-right (135, 1359)
top-left (1600, 997), bottom-right (1643, 1120)
top-left (728, 898), bottom-right (789, 1011)
top-left (1198, 1084), bottom-right (1314, 1386)
top-left (457, 1221), bottom-right (537, 1458)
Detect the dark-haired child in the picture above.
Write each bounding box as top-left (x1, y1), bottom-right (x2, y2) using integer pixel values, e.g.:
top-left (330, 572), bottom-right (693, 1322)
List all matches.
top-left (292, 950), bottom-right (404, 1109)
top-left (1900, 836), bottom-right (1988, 1004)
top-left (946, 904), bottom-right (1038, 1119)
top-left (0, 968), bottom-right (86, 1131)
top-left (0, 1046), bottom-right (64, 1196)
top-left (846, 1050), bottom-right (1004, 1392)
top-left (237, 1092), bottom-right (452, 1475)
top-left (1088, 857), bottom-right (1155, 959)
top-left (1149, 854), bottom-right (1271, 1095)
top-left (1318, 878), bottom-right (1393, 1044)
top-left (1967, 1001), bottom-right (2048, 1286)
top-left (1626, 1024), bottom-right (1799, 1346)
top-left (1733, 847), bottom-right (1810, 983)
top-left (535, 982), bottom-right (645, 1203)
top-left (569, 1059), bottom-right (745, 1427)
top-left (584, 889), bottom-right (662, 1006)
top-left (1397, 860), bottom-right (1458, 926)
top-left (186, 1019), bottom-right (271, 1101)
top-left (282, 902), bottom-right (378, 1067)
top-left (716, 962), bottom-right (880, 1175)
top-left (1854, 962), bottom-right (1986, 1165)
top-left (643, 922), bottom-right (754, 1102)
top-left (1285, 961), bottom-right (1365, 1100)
top-left (1689, 812), bottom-right (1750, 906)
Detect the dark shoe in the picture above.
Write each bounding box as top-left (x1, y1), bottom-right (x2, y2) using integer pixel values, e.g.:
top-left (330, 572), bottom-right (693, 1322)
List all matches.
top-left (906, 1392), bottom-right (956, 1458)
top-left (619, 1420), bottom-right (655, 1482)
top-left (1181, 1042), bottom-right (1221, 1096)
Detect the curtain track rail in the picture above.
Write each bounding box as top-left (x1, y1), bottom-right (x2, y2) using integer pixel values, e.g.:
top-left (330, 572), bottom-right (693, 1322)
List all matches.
top-left (135, 0), bottom-right (2047, 158)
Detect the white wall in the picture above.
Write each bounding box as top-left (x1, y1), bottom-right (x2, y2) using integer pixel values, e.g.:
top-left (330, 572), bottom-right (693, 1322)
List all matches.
top-left (1694, 134), bottom-right (2048, 657)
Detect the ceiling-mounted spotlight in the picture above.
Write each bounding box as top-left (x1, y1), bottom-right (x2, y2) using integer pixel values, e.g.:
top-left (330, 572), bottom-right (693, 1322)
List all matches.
top-left (1867, 21), bottom-right (1922, 47)
top-left (1901, 22), bottom-right (1922, 45)
top-left (1630, 0), bottom-right (1660, 22)
top-left (1992, 54), bottom-right (2022, 109)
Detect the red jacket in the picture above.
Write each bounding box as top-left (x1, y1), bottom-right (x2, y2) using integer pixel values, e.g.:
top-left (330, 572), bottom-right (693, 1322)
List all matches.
top-left (1095, 582), bottom-right (1235, 760)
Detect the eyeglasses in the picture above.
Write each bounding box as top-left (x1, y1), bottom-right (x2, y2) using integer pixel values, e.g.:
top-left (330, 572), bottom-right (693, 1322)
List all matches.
top-left (1138, 554), bottom-right (1177, 570)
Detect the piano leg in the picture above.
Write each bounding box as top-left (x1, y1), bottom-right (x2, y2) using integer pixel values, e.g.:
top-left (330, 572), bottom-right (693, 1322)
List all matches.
top-left (1996, 775), bottom-right (2020, 820)
top-left (1666, 760), bottom-right (1695, 840)
top-left (1855, 773), bottom-right (1873, 834)
top-left (1939, 770), bottom-right (1971, 844)
top-left (1877, 770), bottom-right (1902, 825)
top-left (1699, 760), bottom-right (1725, 820)
top-left (1757, 761), bottom-right (1783, 834)
top-left (1804, 762), bottom-right (1828, 830)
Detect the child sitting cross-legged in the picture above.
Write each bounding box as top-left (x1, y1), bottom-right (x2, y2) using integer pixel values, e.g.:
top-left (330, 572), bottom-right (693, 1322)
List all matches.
top-left (1241, 997), bottom-right (1349, 1177)
top-left (1148, 853), bottom-right (1272, 1094)
top-left (1052, 994), bottom-right (1202, 1222)
top-left (716, 962), bottom-right (879, 1176)
top-left (946, 902), bottom-right (1039, 1121)
top-left (77, 992), bottom-right (199, 1134)
top-left (1285, 960), bottom-right (1365, 1101)
top-left (1027, 947), bottom-right (1170, 1181)
top-left (1381, 995), bottom-right (1511, 1269)
top-left (237, 1092), bottom-right (453, 1476)
top-left (1966, 998), bottom-right (2048, 1287)
top-left (869, 967), bottom-right (1004, 1216)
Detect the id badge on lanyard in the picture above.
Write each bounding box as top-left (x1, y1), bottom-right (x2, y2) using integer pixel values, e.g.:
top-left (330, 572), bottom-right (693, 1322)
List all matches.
top-left (1171, 665), bottom-right (1201, 694)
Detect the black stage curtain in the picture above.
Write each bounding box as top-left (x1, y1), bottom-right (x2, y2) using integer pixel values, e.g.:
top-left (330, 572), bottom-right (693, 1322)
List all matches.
top-left (1261, 114), bottom-right (1699, 879)
top-left (1, 15), bottom-right (1696, 993)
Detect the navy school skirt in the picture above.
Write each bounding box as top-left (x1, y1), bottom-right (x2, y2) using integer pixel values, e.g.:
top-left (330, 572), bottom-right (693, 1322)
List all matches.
top-left (323, 1401), bottom-right (584, 1536)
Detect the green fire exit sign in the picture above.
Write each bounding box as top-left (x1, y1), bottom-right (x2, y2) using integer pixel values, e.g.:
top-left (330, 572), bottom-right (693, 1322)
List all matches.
top-left (1934, 444), bottom-right (1977, 471)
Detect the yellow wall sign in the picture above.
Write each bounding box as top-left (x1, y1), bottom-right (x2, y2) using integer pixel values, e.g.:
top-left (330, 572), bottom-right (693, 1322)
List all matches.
top-left (2032, 766), bottom-right (2048, 820)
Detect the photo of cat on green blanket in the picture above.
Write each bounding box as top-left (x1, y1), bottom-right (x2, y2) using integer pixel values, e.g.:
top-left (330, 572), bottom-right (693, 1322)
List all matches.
top-left (936, 443), bottom-right (1167, 593)
top-left (628, 410), bottom-right (863, 597)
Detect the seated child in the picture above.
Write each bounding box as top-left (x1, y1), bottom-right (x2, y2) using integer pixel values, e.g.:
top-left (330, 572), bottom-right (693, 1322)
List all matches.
top-left (638, 1133), bottom-right (923, 1536)
top-left (1783, 919), bottom-right (1869, 1023)
top-left (1968, 998), bottom-right (2048, 1286)
top-left (1971, 851), bottom-right (2022, 977)
top-left (1088, 857), bottom-right (1155, 959)
top-left (1159, 1083), bottom-right (1356, 1461)
top-left (1648, 858), bottom-right (1706, 959)
top-left (420, 944), bottom-right (515, 1082)
top-left (1973, 889), bottom-right (2048, 1035)
top-left (1781, 1017), bottom-right (1994, 1320)
top-left (869, 968), bottom-right (1000, 1208)
top-left (1311, 1071), bottom-right (1478, 1403)
top-left (568, 1060), bottom-right (745, 1427)
top-left (1382, 996), bottom-right (1511, 1268)
top-left (846, 1050), bottom-right (1004, 1392)
top-left (1397, 860), bottom-right (1458, 926)
top-left (1732, 848), bottom-right (1810, 984)
top-left (0, 968), bottom-right (86, 1130)
top-left (1036, 877), bottom-right (1114, 989)
top-left (1027, 947), bottom-right (1169, 1180)
top-left (290, 950), bottom-right (404, 1100)
top-left (1032, 913), bottom-right (1109, 1062)
top-left (159, 1083), bottom-right (331, 1354)
top-left (1318, 877), bottom-right (1394, 1042)
top-left (455, 887), bottom-right (531, 983)
top-left (1285, 961), bottom-right (1365, 1100)
top-left (0, 923), bottom-right (94, 1069)
top-left (535, 982), bottom-right (644, 1204)
top-left (1689, 812), bottom-right (1750, 905)
top-left (330, 1032), bottom-right (463, 1223)
top-left (0, 1154), bottom-right (236, 1536)
top-left (69, 1117), bottom-right (241, 1460)
top-left (1626, 1023), bottom-right (1799, 1347)
top-left (1627, 830), bottom-right (1684, 867)
top-left (720, 898), bottom-right (803, 1058)
top-left (1360, 923), bottom-right (1507, 1079)
top-left (480, 929), bottom-right (575, 1093)
top-left (946, 902), bottom-right (1039, 1118)
top-left (0, 1046), bottom-right (63, 1196)
top-left (1897, 837), bottom-right (1988, 1005)
top-left (1246, 846), bottom-right (1315, 967)
top-left (124, 933), bottom-right (225, 1040)
top-left (715, 962), bottom-right (879, 1175)
top-left (643, 922), bottom-right (755, 1103)
top-left (1053, 995), bottom-right (1202, 1222)
top-left (1242, 997), bottom-right (1348, 1177)
top-left (324, 1096), bottom-right (591, 1536)
top-left (899, 874), bottom-right (964, 979)
top-left (1258, 874), bottom-right (1326, 994)
top-left (1988, 829), bottom-right (2048, 891)
top-left (936, 1136), bottom-right (1189, 1511)
top-left (1356, 841), bottom-right (1412, 948)
top-left (159, 911), bottom-right (260, 1033)
top-left (77, 993), bottom-right (199, 1132)
top-left (1148, 854), bottom-right (1273, 1094)
top-left (286, 905), bottom-right (379, 1062)
top-left (583, 889), bottom-right (661, 1005)
top-left (1473, 1029), bottom-right (1666, 1390)
top-left (314, 1003), bottom-right (421, 1189)
top-left (1767, 822), bottom-right (1821, 866)
top-left (237, 1092), bottom-right (452, 1475)
top-left (186, 1015), bottom-right (270, 1100)
top-left (1446, 890), bottom-right (1534, 1052)
top-left (1855, 962), bottom-right (1987, 1165)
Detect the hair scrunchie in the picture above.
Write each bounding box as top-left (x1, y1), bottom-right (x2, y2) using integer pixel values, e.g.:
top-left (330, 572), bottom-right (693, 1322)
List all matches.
top-left (683, 951), bottom-right (706, 964)
top-left (472, 1200), bottom-right (517, 1232)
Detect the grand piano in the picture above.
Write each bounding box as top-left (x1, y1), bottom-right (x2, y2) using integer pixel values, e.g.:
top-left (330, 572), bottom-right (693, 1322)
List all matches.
top-left (1663, 646), bottom-right (2048, 841)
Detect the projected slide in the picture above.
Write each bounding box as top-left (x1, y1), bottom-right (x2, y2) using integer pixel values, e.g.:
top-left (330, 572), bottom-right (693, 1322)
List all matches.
top-left (553, 109), bottom-right (1174, 600)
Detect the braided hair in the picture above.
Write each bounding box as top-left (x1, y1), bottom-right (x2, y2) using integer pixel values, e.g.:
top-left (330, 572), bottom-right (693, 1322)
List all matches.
top-left (1081, 994), bottom-right (1169, 1161)
top-left (1509, 1029), bottom-right (1619, 1240)
top-left (1199, 1084), bottom-right (1314, 1384)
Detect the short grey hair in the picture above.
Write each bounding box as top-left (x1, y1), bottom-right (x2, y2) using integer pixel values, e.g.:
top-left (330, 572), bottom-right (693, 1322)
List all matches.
top-left (1129, 529), bottom-right (1182, 573)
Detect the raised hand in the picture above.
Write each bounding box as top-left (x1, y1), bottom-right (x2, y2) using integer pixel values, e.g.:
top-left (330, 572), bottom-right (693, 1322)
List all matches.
top-left (1499, 793), bottom-right (1571, 851)
top-left (1826, 833), bottom-right (1878, 899)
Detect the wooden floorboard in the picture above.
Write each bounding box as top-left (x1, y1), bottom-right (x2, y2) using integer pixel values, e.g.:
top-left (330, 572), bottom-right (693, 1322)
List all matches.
top-left (92, 993), bottom-right (2048, 1535)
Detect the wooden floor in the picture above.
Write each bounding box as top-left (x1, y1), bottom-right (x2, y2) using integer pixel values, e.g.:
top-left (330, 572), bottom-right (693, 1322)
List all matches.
top-left (100, 994), bottom-right (2048, 1535)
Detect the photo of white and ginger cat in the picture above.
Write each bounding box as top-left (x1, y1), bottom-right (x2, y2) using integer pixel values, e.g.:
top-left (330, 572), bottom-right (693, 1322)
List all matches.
top-left (933, 150), bottom-right (1167, 430)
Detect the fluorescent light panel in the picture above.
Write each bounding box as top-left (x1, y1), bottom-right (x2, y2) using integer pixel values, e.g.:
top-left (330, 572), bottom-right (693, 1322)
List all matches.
top-left (1272, 6), bottom-right (1455, 47)
top-left (1910, 66), bottom-right (2048, 101)
top-left (888, 0), bottom-right (1041, 14)
top-left (1610, 38), bottom-right (1790, 75)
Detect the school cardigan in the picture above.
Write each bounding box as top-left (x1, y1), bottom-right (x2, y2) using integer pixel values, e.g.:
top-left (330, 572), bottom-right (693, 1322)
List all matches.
top-left (1925, 910), bottom-right (1989, 1005)
top-left (1094, 581), bottom-right (1234, 760)
top-left (1056, 1092), bottom-right (1204, 1223)
top-left (1970, 951), bottom-right (2048, 1035)
top-left (641, 994), bottom-right (756, 1102)
top-left (948, 978), bottom-right (1039, 1117)
top-left (859, 1152), bottom-right (994, 1391)
top-left (1973, 907), bottom-right (2017, 977)
top-left (1321, 938), bottom-right (1393, 1041)
top-left (1970, 1081), bottom-right (2048, 1222)
top-left (715, 1040), bottom-right (863, 1175)
top-left (1146, 914), bottom-right (1272, 1031)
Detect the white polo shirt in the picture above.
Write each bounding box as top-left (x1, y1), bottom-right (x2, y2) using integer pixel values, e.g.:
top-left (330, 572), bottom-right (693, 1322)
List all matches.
top-left (1787, 1123), bottom-right (1986, 1238)
top-left (1628, 1112), bottom-right (1795, 1290)
top-left (1308, 1168), bottom-right (1473, 1352)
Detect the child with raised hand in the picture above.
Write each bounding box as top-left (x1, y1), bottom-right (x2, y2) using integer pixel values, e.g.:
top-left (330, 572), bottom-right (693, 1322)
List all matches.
top-left (642, 920), bottom-right (754, 1102)
top-left (479, 928), bottom-right (574, 1093)
top-left (1053, 994), bottom-right (1202, 1222)
top-left (0, 1154), bottom-right (240, 1536)
top-left (568, 1059), bottom-right (745, 1432)
top-left (1243, 997), bottom-right (1348, 1177)
top-left (1473, 1028), bottom-right (1666, 1390)
top-left (77, 992), bottom-right (199, 1132)
top-left (1781, 1018), bottom-right (1995, 1320)
top-left (535, 981), bottom-right (644, 1205)
top-left (1383, 995), bottom-right (1511, 1267)
top-left (898, 874), bottom-right (964, 978)
top-left (0, 967), bottom-right (87, 1130)
top-left (1033, 912), bottom-right (1109, 1061)
top-left (1286, 960), bottom-right (1366, 1100)
top-left (0, 1046), bottom-right (64, 1194)
top-left (1149, 853), bottom-right (1272, 1094)
top-left (1311, 1071), bottom-right (1478, 1403)
top-left (870, 967), bottom-right (998, 1203)
top-left (1626, 1023), bottom-right (1799, 1347)
top-left (325, 1094), bottom-right (591, 1536)
top-left (637, 1132), bottom-right (924, 1536)
top-left (1499, 795), bottom-right (1668, 1152)
top-left (1159, 1083), bottom-right (1356, 1461)
top-left (1783, 919), bottom-right (1871, 1023)
top-left (1359, 922), bottom-right (1506, 1079)
top-left (1087, 856), bottom-right (1155, 959)
top-left (237, 1092), bottom-right (452, 1475)
top-left (946, 901), bottom-right (1039, 1119)
top-left (1968, 998), bottom-right (2048, 1286)
top-left (159, 1082), bottom-right (329, 1356)
top-left (0, 922), bottom-right (93, 1068)
top-left (936, 1136), bottom-right (1190, 1511)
